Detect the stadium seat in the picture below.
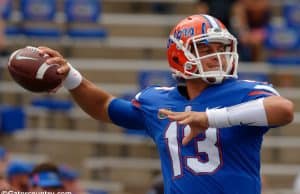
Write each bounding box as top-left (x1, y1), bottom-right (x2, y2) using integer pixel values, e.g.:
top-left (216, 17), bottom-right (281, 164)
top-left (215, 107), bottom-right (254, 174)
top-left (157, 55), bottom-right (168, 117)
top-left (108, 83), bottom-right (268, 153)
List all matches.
top-left (283, 2), bottom-right (300, 30)
top-left (264, 19), bottom-right (300, 66)
top-left (0, 0), bottom-right (21, 36)
top-left (0, 105), bottom-right (25, 134)
top-left (138, 70), bottom-right (175, 90)
top-left (31, 97), bottom-right (73, 112)
top-left (86, 189), bottom-right (107, 194)
top-left (267, 56), bottom-right (300, 66)
top-left (265, 24), bottom-right (299, 51)
top-left (30, 97), bottom-right (74, 128)
top-left (238, 72), bottom-right (269, 82)
top-left (64, 0), bottom-right (107, 39)
top-left (0, 0), bottom-right (12, 20)
top-left (20, 0), bottom-right (62, 38)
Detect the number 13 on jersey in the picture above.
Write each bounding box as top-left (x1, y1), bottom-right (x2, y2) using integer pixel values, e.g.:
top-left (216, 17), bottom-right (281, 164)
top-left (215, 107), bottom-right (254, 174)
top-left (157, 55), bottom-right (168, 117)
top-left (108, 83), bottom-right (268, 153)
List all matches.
top-left (165, 121), bottom-right (222, 178)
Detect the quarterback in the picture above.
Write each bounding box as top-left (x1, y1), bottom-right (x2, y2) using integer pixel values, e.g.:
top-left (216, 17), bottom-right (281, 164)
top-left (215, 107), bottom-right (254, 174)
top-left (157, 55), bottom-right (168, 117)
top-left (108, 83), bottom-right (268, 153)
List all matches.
top-left (39, 14), bottom-right (294, 194)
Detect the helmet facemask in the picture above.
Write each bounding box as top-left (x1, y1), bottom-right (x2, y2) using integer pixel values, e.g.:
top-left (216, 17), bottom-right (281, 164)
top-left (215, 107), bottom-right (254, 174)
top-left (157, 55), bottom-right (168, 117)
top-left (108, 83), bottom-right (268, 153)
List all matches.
top-left (170, 29), bottom-right (239, 84)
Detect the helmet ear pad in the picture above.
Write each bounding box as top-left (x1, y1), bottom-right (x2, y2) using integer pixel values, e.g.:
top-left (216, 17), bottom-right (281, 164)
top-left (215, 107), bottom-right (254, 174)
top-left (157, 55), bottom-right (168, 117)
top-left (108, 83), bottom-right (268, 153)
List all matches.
top-left (168, 48), bottom-right (187, 73)
top-left (172, 56), bottom-right (179, 64)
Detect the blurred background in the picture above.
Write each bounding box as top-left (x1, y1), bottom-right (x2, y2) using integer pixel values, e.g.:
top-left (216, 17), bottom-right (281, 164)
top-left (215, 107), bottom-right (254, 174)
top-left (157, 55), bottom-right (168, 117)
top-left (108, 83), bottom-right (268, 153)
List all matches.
top-left (0, 0), bottom-right (299, 194)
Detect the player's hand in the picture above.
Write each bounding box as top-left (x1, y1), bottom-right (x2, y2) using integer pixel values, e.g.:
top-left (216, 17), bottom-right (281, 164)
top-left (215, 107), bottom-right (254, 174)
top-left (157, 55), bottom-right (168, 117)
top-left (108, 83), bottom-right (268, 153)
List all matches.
top-left (159, 109), bottom-right (209, 145)
top-left (38, 46), bottom-right (70, 78)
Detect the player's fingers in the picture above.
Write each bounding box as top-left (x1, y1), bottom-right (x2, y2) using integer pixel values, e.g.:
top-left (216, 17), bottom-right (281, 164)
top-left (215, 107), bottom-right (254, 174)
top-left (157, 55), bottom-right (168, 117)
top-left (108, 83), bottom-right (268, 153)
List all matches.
top-left (46, 56), bottom-right (67, 66)
top-left (159, 109), bottom-right (177, 117)
top-left (178, 116), bottom-right (192, 125)
top-left (168, 112), bottom-right (189, 121)
top-left (182, 130), bottom-right (197, 145)
top-left (38, 46), bottom-right (62, 57)
top-left (159, 109), bottom-right (193, 122)
top-left (160, 110), bottom-right (186, 120)
top-left (159, 109), bottom-right (172, 114)
top-left (46, 57), bottom-right (69, 74)
top-left (57, 65), bottom-right (70, 75)
top-left (180, 112), bottom-right (200, 124)
top-left (38, 46), bottom-right (63, 57)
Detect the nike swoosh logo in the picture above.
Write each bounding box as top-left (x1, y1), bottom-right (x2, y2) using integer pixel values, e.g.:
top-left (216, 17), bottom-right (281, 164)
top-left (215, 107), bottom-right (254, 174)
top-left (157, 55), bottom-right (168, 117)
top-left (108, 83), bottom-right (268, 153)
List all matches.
top-left (206, 106), bottom-right (222, 111)
top-left (240, 122), bottom-right (256, 126)
top-left (15, 54), bottom-right (38, 61)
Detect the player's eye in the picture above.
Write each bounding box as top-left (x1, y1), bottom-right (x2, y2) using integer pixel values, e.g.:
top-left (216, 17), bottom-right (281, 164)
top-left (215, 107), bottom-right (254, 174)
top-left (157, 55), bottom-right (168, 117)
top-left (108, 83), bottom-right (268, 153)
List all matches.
top-left (199, 48), bottom-right (210, 55)
top-left (191, 45), bottom-right (209, 55)
top-left (217, 47), bottom-right (225, 52)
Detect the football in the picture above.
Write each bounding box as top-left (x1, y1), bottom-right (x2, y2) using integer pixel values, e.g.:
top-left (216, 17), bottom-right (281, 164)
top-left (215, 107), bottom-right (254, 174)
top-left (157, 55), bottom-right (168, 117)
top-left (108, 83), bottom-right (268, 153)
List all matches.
top-left (7, 46), bottom-right (63, 93)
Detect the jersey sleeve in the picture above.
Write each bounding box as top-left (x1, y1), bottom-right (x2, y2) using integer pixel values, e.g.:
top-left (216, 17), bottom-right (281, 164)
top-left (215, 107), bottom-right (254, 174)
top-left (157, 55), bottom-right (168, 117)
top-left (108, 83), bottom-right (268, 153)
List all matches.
top-left (243, 83), bottom-right (280, 102)
top-left (241, 83), bottom-right (280, 131)
top-left (108, 98), bottom-right (146, 130)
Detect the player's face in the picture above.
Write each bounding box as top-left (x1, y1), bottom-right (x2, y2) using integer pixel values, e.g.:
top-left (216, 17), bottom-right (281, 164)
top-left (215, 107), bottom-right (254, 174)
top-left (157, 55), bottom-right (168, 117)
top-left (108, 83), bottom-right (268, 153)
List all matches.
top-left (191, 42), bottom-right (228, 72)
top-left (16, 174), bottom-right (30, 191)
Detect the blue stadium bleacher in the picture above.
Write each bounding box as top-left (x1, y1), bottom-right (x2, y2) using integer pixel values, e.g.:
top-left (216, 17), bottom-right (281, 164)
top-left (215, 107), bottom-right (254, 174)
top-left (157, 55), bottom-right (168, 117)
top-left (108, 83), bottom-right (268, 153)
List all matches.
top-left (138, 70), bottom-right (175, 90)
top-left (283, 2), bottom-right (300, 30)
top-left (3, 0), bottom-right (108, 40)
top-left (265, 25), bottom-right (299, 51)
top-left (64, 0), bottom-right (107, 39)
top-left (86, 189), bottom-right (108, 194)
top-left (0, 104), bottom-right (25, 134)
top-left (0, 0), bottom-right (12, 20)
top-left (0, 0), bottom-right (20, 36)
top-left (238, 72), bottom-right (269, 82)
top-left (20, 0), bottom-right (62, 38)
top-left (31, 97), bottom-right (74, 112)
top-left (265, 2), bottom-right (300, 66)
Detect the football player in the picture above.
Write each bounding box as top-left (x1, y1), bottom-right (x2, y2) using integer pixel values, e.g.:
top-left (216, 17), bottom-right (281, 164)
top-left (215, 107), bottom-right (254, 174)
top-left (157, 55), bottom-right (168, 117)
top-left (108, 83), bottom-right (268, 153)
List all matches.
top-left (39, 14), bottom-right (294, 194)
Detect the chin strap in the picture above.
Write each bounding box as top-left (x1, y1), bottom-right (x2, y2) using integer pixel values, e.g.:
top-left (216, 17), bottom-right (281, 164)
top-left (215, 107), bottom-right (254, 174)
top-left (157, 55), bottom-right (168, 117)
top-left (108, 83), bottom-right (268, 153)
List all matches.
top-left (202, 76), bottom-right (224, 84)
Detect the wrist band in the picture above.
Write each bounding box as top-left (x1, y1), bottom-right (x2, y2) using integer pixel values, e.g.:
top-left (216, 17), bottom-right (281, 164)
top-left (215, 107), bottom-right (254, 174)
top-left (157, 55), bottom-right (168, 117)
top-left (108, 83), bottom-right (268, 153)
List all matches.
top-left (206, 107), bottom-right (231, 128)
top-left (63, 63), bottom-right (83, 90)
top-left (206, 98), bottom-right (268, 128)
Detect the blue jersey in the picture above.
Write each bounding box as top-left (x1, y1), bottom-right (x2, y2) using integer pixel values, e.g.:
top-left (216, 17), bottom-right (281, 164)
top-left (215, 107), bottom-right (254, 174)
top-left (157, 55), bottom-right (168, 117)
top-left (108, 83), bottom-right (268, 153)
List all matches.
top-left (108, 79), bottom-right (278, 194)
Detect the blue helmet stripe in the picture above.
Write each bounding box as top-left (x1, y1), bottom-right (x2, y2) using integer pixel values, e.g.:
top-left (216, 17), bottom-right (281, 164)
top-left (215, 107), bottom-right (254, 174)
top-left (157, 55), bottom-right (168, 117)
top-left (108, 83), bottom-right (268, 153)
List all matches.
top-left (203, 14), bottom-right (220, 29)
